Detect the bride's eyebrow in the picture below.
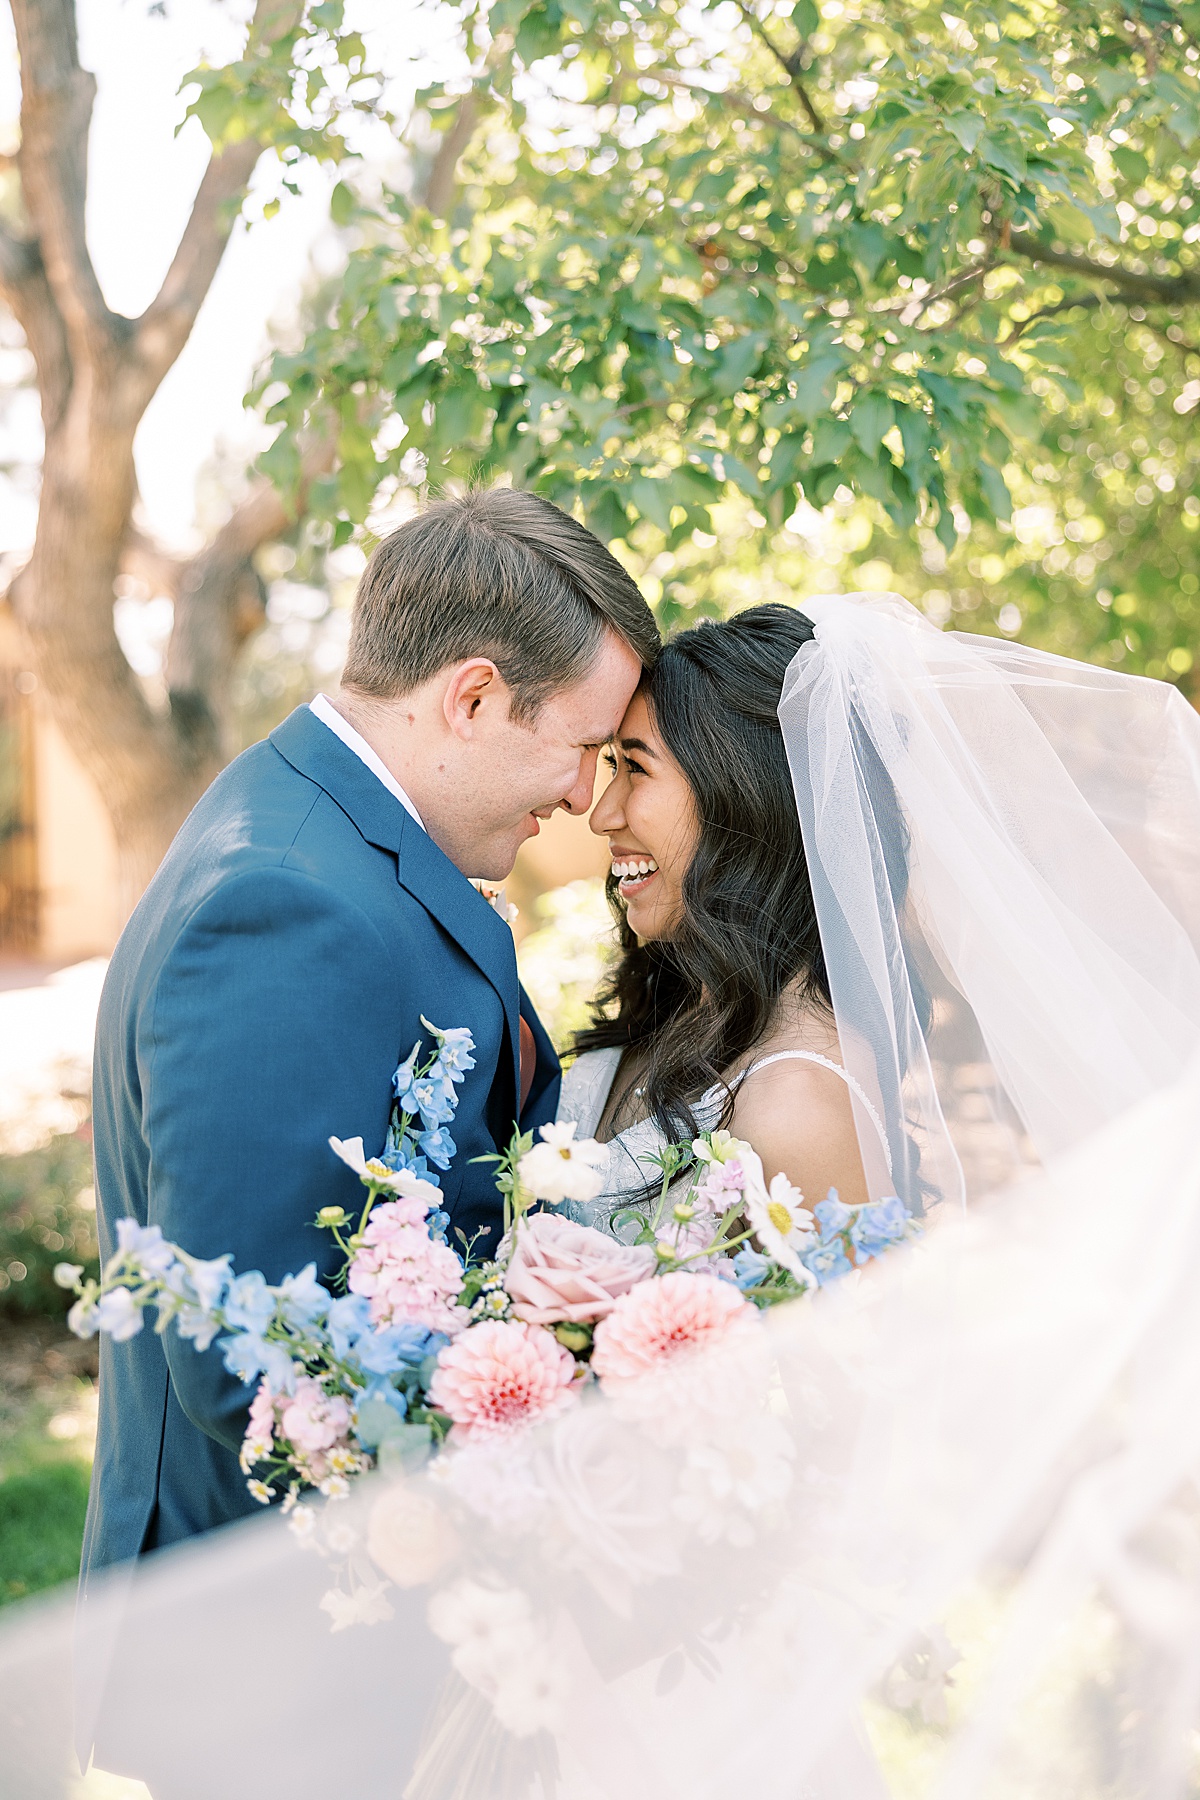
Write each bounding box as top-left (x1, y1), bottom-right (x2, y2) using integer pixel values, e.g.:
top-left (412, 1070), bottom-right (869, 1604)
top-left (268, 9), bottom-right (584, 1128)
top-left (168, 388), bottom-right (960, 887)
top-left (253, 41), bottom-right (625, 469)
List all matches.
top-left (618, 736), bottom-right (657, 757)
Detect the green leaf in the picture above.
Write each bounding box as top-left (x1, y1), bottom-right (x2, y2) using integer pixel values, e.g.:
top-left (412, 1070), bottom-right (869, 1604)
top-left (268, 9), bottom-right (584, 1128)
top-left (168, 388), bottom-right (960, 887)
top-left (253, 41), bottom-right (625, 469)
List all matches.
top-left (894, 403), bottom-right (933, 475)
top-left (330, 180), bottom-right (356, 226)
top-left (847, 221), bottom-right (889, 283)
top-left (977, 461), bottom-right (1012, 523)
top-left (766, 432), bottom-right (809, 493)
top-left (710, 333), bottom-right (766, 396)
top-left (791, 352), bottom-right (846, 422)
top-left (516, 1), bottom-right (566, 65)
top-left (1112, 145), bottom-right (1149, 184)
top-left (1093, 66), bottom-right (1137, 108)
top-left (722, 454), bottom-right (761, 497)
top-left (978, 132), bottom-right (1027, 185)
top-left (944, 111), bottom-right (985, 154)
top-left (849, 391), bottom-right (895, 457)
top-left (791, 0), bottom-right (819, 36)
top-left (631, 473), bottom-right (674, 533)
top-left (810, 417), bottom-right (852, 464)
top-left (585, 485), bottom-right (632, 542)
top-left (922, 372), bottom-right (972, 426)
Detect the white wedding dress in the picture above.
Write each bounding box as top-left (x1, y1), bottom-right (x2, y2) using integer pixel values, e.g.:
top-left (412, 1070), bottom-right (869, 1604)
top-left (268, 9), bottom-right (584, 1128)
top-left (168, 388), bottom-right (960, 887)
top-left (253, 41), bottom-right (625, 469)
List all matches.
top-left (556, 1046), bottom-right (896, 1235)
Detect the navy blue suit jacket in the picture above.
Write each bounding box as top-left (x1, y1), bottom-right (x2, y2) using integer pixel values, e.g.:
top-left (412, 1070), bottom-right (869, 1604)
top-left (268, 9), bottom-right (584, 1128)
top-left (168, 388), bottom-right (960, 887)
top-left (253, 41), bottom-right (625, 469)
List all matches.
top-left (80, 706), bottom-right (559, 1582)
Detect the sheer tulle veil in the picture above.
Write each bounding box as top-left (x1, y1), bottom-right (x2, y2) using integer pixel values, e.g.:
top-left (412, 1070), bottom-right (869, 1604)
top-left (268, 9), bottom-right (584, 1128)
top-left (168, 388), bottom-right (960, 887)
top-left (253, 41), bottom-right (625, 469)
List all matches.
top-left (6, 593), bottom-right (1200, 1800)
top-left (781, 592), bottom-right (1200, 1211)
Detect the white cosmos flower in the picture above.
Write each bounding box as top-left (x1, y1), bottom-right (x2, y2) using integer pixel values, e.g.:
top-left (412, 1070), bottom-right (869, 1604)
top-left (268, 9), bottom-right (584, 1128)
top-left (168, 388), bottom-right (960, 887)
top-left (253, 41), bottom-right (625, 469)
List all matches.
top-left (743, 1154), bottom-right (817, 1287)
top-left (517, 1122), bottom-right (606, 1207)
top-left (319, 1583), bottom-right (394, 1632)
top-left (328, 1136), bottom-right (442, 1205)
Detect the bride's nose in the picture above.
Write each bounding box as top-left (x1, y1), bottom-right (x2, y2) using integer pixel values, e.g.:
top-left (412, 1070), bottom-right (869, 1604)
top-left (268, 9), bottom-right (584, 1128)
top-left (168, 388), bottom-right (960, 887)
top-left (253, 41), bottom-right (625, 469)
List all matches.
top-left (589, 770), bottom-right (624, 836)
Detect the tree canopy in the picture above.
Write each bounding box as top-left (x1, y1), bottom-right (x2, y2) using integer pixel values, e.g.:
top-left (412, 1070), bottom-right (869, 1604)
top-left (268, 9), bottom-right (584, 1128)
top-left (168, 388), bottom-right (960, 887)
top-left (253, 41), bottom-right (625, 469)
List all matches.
top-left (250, 0), bottom-right (1200, 685)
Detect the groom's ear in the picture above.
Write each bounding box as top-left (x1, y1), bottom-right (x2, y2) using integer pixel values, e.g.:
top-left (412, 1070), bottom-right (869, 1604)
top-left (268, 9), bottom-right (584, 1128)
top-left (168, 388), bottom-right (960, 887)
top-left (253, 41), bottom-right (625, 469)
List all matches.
top-left (442, 658), bottom-right (507, 738)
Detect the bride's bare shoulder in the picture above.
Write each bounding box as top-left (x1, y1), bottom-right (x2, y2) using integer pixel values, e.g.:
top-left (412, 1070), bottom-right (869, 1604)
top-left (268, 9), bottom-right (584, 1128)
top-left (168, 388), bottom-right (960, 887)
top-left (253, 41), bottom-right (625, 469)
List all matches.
top-left (730, 1051), bottom-right (871, 1208)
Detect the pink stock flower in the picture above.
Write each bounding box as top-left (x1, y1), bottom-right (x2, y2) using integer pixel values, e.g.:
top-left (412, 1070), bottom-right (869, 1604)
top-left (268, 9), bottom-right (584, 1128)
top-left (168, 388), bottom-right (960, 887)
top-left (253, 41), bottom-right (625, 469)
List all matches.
top-left (591, 1271), bottom-right (759, 1399)
top-left (239, 1378), bottom-right (278, 1472)
top-left (427, 1319), bottom-right (578, 1439)
top-left (694, 1157), bottom-right (748, 1208)
top-left (504, 1212), bottom-right (656, 1326)
top-left (280, 1376), bottom-right (353, 1456)
top-left (348, 1200), bottom-right (464, 1334)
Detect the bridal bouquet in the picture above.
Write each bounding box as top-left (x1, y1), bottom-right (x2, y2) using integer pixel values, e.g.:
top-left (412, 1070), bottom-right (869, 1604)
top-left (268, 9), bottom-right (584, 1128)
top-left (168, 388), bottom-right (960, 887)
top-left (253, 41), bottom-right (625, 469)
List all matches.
top-left (63, 1020), bottom-right (917, 1512)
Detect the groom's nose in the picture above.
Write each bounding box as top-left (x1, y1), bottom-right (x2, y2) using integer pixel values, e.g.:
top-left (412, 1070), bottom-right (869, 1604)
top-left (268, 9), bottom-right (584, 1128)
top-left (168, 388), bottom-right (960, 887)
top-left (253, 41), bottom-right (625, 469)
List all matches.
top-left (558, 749), bottom-right (599, 816)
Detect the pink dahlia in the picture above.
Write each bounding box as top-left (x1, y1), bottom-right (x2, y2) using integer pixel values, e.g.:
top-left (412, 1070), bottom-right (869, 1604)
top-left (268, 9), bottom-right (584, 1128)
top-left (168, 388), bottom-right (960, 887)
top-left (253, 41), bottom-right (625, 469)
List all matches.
top-left (427, 1319), bottom-right (578, 1439)
top-left (591, 1272), bottom-right (758, 1395)
top-left (348, 1200), bottom-right (464, 1334)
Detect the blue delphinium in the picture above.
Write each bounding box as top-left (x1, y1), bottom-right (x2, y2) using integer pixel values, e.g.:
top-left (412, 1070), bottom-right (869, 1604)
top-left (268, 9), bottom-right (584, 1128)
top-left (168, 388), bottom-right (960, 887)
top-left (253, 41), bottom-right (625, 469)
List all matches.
top-left (732, 1248), bottom-right (773, 1292)
top-left (850, 1195), bottom-right (911, 1261)
top-left (387, 1022), bottom-right (478, 1180)
top-left (277, 1264), bottom-right (331, 1330)
top-left (417, 1124), bottom-right (456, 1171)
top-left (424, 1018), bottom-right (476, 1083)
top-left (326, 1293), bottom-right (373, 1360)
top-left (220, 1329), bottom-right (295, 1391)
top-left (813, 1194), bottom-right (853, 1240)
top-left (355, 1321), bottom-right (436, 1375)
top-left (412, 1071), bottom-right (457, 1130)
top-left (223, 1270), bottom-right (276, 1334)
top-left (801, 1236), bottom-right (854, 1284)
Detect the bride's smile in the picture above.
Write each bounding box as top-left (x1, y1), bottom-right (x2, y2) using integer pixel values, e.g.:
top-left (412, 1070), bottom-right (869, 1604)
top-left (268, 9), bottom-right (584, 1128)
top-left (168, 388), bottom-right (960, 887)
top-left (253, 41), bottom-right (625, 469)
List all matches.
top-left (590, 691), bottom-right (698, 941)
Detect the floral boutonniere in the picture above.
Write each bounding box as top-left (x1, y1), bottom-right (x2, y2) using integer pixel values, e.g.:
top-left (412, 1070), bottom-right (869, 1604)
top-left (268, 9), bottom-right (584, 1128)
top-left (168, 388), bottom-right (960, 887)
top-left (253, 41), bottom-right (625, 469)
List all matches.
top-left (470, 881), bottom-right (518, 928)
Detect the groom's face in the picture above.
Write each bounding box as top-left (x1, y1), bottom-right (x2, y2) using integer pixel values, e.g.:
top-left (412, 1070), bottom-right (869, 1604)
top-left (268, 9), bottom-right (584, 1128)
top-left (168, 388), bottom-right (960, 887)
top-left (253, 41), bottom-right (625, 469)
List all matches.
top-left (438, 629), bottom-right (643, 880)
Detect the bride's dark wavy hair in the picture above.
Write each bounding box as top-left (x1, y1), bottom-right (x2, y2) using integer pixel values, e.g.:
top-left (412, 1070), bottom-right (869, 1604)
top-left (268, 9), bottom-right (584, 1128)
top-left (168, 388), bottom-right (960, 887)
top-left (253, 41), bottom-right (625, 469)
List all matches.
top-left (573, 604), bottom-right (833, 1144)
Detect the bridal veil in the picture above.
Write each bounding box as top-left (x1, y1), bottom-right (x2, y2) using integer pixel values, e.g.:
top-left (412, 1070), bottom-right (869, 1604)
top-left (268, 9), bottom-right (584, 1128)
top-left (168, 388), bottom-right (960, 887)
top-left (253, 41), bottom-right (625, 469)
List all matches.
top-left (781, 592), bottom-right (1200, 1209)
top-left (5, 593), bottom-right (1200, 1800)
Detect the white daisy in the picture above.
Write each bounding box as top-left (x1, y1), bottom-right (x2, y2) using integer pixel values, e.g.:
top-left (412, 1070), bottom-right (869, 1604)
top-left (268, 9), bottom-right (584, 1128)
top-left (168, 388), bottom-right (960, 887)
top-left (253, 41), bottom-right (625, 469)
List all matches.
top-left (744, 1159), bottom-right (817, 1287)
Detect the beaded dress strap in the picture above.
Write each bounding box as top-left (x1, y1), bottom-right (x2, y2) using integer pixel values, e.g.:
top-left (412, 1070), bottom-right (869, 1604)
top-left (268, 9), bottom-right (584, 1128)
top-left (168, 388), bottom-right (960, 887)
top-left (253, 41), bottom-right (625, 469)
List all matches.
top-left (734, 1050), bottom-right (894, 1177)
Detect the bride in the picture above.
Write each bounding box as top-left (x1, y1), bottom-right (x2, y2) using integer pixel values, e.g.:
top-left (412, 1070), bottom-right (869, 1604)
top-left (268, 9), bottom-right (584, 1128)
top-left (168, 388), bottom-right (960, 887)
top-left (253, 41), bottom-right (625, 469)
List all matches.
top-left (558, 604), bottom-right (883, 1228)
top-left (558, 591), bottom-right (1200, 1236)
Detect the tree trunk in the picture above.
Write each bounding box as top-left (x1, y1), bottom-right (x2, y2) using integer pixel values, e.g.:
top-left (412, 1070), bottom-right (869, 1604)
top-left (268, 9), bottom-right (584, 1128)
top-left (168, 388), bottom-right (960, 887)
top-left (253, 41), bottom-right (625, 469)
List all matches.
top-left (1, 0), bottom-right (298, 923)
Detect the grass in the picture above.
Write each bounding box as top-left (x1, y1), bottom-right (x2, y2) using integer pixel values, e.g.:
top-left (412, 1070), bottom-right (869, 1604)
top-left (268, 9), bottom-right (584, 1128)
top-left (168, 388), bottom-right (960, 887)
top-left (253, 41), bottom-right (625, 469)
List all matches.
top-left (0, 1317), bottom-right (97, 1607)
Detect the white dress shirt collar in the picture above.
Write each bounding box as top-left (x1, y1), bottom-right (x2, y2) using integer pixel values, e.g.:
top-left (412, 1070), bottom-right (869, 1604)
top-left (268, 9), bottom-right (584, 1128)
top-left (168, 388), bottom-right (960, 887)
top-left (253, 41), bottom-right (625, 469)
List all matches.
top-left (309, 692), bottom-right (425, 831)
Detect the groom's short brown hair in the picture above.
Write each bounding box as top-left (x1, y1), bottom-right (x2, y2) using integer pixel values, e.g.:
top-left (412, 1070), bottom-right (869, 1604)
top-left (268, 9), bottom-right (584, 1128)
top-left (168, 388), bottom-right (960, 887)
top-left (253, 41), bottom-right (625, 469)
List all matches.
top-left (343, 489), bottom-right (659, 716)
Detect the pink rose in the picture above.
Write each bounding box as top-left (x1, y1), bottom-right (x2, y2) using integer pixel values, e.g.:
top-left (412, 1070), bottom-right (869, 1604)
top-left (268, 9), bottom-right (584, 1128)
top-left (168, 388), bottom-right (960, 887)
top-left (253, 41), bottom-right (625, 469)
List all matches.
top-left (504, 1212), bottom-right (656, 1326)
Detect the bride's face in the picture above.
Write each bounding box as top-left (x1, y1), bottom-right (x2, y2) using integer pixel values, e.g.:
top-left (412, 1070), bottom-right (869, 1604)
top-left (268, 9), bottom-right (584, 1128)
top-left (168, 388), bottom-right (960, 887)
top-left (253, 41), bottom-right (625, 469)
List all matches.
top-left (589, 691), bottom-right (699, 940)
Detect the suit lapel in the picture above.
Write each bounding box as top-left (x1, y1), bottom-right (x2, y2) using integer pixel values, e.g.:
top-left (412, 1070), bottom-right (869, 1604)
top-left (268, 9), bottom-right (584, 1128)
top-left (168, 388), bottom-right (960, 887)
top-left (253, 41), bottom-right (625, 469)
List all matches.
top-left (269, 707), bottom-right (522, 1099)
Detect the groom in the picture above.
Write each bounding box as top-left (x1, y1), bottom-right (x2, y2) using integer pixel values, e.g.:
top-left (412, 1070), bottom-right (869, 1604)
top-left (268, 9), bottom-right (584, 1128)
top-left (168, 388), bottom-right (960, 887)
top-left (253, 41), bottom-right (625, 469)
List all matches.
top-left (80, 489), bottom-right (657, 1585)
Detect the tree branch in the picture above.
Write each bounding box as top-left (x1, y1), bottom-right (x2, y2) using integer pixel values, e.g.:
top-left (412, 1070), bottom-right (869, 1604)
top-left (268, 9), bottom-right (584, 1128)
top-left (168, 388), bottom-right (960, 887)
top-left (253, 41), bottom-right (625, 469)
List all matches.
top-left (133, 138), bottom-right (263, 385)
top-left (419, 90), bottom-right (482, 217)
top-left (165, 438), bottom-right (333, 750)
top-left (9, 0), bottom-right (120, 360)
top-left (731, 0), bottom-right (827, 137)
top-left (645, 67), bottom-right (814, 141)
top-left (1007, 230), bottom-right (1200, 306)
top-left (132, 0), bottom-right (307, 388)
top-left (0, 219), bottom-right (72, 434)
